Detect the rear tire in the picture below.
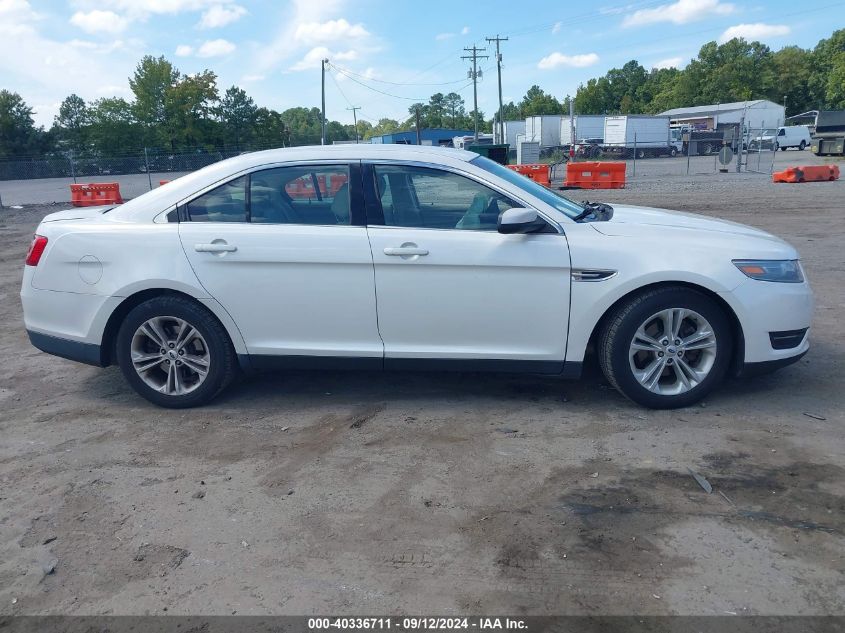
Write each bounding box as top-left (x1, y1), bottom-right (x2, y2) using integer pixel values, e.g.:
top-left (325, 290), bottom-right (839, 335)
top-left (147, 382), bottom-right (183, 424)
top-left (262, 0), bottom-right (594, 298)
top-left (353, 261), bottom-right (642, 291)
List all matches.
top-left (799, 140), bottom-right (806, 151)
top-left (116, 296), bottom-right (237, 408)
top-left (598, 287), bottom-right (733, 409)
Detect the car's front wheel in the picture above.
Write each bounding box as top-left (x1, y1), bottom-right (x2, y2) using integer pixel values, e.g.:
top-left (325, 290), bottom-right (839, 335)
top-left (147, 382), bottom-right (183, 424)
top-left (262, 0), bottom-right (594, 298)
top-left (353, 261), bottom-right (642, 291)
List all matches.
top-left (598, 287), bottom-right (733, 409)
top-left (116, 296), bottom-right (237, 408)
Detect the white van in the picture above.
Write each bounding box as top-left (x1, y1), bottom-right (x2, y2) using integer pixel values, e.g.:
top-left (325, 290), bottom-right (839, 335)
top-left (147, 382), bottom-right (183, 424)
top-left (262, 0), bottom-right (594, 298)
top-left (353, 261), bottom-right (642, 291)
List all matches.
top-left (775, 125), bottom-right (812, 151)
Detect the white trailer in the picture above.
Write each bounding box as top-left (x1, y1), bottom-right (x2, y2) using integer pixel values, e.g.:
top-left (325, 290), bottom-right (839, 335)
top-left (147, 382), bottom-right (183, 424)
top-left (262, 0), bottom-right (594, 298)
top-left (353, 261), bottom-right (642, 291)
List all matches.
top-left (602, 115), bottom-right (677, 158)
top-left (494, 120), bottom-right (526, 146)
top-left (560, 115), bottom-right (606, 145)
top-left (524, 115), bottom-right (562, 148)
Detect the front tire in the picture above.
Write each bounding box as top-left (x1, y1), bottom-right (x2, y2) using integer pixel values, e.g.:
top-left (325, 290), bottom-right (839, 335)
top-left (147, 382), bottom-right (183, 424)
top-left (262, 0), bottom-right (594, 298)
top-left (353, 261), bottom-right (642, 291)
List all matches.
top-left (799, 140), bottom-right (806, 151)
top-left (598, 287), bottom-right (733, 409)
top-left (116, 296), bottom-right (237, 408)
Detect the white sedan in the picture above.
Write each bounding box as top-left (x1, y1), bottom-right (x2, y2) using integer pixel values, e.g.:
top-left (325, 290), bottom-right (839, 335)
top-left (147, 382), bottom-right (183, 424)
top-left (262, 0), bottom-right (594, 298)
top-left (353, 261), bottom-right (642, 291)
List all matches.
top-left (21, 145), bottom-right (812, 409)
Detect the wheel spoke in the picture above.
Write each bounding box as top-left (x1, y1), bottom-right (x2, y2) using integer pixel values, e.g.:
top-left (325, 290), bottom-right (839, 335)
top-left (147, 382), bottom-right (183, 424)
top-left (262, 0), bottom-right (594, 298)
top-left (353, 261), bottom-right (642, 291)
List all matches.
top-left (671, 309), bottom-right (686, 339)
top-left (141, 318), bottom-right (168, 348)
top-left (673, 361), bottom-right (692, 389)
top-left (174, 321), bottom-right (196, 352)
top-left (677, 357), bottom-right (704, 385)
top-left (132, 352), bottom-right (163, 372)
top-left (181, 354), bottom-right (209, 376)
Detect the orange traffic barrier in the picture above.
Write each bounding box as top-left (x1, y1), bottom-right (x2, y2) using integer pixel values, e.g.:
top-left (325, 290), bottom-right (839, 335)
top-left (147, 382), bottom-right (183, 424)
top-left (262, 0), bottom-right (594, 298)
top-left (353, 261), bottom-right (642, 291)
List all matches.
top-left (159, 179), bottom-right (170, 186)
top-left (70, 182), bottom-right (124, 207)
top-left (506, 163), bottom-right (551, 187)
top-left (564, 161), bottom-right (626, 189)
top-left (772, 165), bottom-right (840, 183)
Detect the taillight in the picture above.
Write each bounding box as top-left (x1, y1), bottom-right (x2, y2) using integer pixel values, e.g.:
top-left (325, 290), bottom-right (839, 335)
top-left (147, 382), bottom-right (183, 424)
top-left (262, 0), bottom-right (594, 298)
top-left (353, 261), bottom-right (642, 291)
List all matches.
top-left (25, 235), bottom-right (48, 266)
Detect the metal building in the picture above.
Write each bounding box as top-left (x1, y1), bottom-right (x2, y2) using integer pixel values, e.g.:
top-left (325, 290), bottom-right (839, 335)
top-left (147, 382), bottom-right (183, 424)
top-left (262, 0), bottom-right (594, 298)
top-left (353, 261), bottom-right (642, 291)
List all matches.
top-left (369, 128), bottom-right (475, 146)
top-left (659, 100), bottom-right (785, 131)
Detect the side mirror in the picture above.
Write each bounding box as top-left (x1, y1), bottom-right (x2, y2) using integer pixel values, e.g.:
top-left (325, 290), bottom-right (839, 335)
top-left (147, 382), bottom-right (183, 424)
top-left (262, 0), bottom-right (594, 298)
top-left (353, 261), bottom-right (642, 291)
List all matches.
top-left (498, 207), bottom-right (541, 234)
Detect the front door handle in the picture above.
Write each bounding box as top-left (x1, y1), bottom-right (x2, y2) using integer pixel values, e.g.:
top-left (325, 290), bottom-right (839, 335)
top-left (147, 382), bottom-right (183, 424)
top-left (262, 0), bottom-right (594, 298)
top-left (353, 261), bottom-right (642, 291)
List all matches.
top-left (384, 245), bottom-right (429, 257)
top-left (195, 242), bottom-right (237, 253)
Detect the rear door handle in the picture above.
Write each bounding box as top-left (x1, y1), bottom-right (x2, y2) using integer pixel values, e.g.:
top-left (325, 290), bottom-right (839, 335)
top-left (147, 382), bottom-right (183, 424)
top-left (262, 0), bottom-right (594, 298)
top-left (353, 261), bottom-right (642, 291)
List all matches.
top-left (384, 246), bottom-right (429, 256)
top-left (195, 242), bottom-right (237, 253)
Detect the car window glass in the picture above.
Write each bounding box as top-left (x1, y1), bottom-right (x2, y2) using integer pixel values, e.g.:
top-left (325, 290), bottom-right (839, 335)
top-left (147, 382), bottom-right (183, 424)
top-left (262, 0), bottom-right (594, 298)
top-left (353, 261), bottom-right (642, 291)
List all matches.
top-left (374, 165), bottom-right (518, 231)
top-left (251, 166), bottom-right (350, 225)
top-left (186, 176), bottom-right (247, 222)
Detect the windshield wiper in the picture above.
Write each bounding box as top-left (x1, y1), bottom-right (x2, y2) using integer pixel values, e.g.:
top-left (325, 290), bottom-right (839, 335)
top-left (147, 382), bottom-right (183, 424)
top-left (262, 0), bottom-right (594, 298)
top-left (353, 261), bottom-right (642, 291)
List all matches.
top-left (572, 201), bottom-right (614, 222)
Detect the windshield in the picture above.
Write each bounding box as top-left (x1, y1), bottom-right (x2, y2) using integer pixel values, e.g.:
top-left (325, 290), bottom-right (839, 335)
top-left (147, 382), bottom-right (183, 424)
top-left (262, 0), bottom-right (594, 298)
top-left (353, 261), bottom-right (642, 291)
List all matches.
top-left (470, 156), bottom-right (584, 219)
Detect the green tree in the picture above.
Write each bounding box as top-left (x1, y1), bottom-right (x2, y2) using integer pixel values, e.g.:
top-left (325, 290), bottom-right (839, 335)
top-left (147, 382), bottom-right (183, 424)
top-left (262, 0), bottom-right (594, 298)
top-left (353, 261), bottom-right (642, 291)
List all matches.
top-left (129, 55), bottom-right (179, 147)
top-left (165, 70), bottom-right (219, 150)
top-left (0, 90), bottom-right (44, 158)
top-left (366, 117), bottom-right (401, 139)
top-left (53, 94), bottom-right (90, 154)
top-left (520, 85), bottom-right (564, 116)
top-left (219, 85), bottom-right (257, 149)
top-left (252, 107), bottom-right (288, 147)
top-left (280, 107), bottom-right (323, 145)
top-left (88, 97), bottom-right (138, 153)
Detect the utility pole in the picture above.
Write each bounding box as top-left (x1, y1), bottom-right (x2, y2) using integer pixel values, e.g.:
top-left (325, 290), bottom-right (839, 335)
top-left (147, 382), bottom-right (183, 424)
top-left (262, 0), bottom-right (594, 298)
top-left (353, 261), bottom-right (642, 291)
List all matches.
top-left (486, 35), bottom-right (507, 144)
top-left (347, 106), bottom-right (361, 143)
top-left (462, 45), bottom-right (488, 141)
top-left (321, 58), bottom-right (328, 145)
top-left (415, 106), bottom-right (422, 145)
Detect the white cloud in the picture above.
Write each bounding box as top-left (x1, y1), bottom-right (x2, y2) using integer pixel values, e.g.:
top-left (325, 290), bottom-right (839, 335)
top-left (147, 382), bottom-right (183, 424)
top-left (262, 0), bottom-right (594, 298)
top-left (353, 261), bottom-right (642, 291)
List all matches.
top-left (175, 44), bottom-right (194, 56)
top-left (69, 10), bottom-right (128, 34)
top-left (69, 38), bottom-right (128, 54)
top-left (0, 0), bottom-right (40, 21)
top-left (719, 23), bottom-right (790, 43)
top-left (75, 0), bottom-right (221, 19)
top-left (295, 18), bottom-right (369, 44)
top-left (290, 46), bottom-right (357, 71)
top-left (461, 26), bottom-right (469, 35)
top-left (254, 0), bottom-right (376, 74)
top-left (622, 0), bottom-right (734, 27)
top-left (537, 52), bottom-right (600, 69)
top-left (435, 32), bottom-right (455, 40)
top-left (196, 38), bottom-right (236, 57)
top-left (653, 56), bottom-right (684, 69)
top-left (552, 21), bottom-right (562, 34)
top-left (198, 4), bottom-right (247, 28)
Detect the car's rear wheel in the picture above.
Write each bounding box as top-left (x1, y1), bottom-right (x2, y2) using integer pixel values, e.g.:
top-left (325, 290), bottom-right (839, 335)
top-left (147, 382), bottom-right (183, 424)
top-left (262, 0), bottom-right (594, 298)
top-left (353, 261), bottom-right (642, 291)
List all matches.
top-left (799, 140), bottom-right (806, 151)
top-left (116, 296), bottom-right (236, 408)
top-left (598, 287), bottom-right (733, 409)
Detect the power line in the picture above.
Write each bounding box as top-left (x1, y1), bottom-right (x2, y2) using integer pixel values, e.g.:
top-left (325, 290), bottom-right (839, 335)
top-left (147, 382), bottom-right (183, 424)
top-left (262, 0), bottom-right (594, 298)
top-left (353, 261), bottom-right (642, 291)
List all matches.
top-left (327, 63), bottom-right (471, 87)
top-left (461, 46), bottom-right (489, 141)
top-left (486, 35), bottom-right (508, 143)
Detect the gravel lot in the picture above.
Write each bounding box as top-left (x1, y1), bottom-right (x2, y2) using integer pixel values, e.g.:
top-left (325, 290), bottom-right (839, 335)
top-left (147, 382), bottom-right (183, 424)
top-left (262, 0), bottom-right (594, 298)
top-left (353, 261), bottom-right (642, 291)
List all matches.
top-left (0, 166), bottom-right (843, 616)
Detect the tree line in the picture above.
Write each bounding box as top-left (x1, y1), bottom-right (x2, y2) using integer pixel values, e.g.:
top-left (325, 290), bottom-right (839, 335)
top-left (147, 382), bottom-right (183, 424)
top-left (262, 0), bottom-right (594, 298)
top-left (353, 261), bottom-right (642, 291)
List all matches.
top-left (1, 28), bottom-right (843, 160)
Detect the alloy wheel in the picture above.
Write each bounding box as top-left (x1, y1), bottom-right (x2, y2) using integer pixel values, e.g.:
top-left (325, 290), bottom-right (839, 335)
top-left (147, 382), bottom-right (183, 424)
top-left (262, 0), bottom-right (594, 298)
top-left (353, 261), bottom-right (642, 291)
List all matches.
top-left (130, 316), bottom-right (210, 395)
top-left (628, 308), bottom-right (718, 396)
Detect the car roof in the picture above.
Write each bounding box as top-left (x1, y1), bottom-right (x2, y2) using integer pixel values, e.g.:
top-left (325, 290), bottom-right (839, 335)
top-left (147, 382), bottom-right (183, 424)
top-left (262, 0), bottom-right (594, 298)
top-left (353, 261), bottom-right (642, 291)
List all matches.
top-left (110, 144), bottom-right (478, 221)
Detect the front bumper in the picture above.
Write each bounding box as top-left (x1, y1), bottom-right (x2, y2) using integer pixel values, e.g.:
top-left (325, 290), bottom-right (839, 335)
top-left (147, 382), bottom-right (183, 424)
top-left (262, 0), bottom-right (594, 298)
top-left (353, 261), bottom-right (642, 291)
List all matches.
top-left (720, 276), bottom-right (813, 372)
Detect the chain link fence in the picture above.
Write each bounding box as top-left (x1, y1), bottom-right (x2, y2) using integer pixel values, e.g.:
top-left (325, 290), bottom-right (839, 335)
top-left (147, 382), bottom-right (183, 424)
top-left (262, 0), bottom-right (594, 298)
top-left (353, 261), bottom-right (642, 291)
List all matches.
top-left (0, 144), bottom-right (283, 207)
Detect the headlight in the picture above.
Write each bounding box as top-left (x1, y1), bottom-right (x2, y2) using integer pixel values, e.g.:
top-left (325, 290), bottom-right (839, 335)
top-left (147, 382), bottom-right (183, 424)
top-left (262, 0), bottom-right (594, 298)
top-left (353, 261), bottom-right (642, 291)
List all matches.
top-left (733, 259), bottom-right (804, 283)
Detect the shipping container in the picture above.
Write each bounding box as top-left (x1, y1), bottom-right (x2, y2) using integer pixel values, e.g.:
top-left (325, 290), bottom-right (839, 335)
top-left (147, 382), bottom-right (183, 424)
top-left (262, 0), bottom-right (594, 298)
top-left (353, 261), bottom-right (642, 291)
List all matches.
top-left (560, 115), bottom-right (606, 145)
top-left (493, 120), bottom-right (526, 146)
top-left (524, 115), bottom-right (562, 148)
top-left (603, 115), bottom-right (677, 157)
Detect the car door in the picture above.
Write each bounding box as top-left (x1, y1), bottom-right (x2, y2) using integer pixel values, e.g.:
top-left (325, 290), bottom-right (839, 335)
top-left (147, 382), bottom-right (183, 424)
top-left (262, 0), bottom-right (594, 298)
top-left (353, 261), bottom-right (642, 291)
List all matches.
top-left (178, 161), bottom-right (383, 367)
top-left (363, 162), bottom-right (571, 372)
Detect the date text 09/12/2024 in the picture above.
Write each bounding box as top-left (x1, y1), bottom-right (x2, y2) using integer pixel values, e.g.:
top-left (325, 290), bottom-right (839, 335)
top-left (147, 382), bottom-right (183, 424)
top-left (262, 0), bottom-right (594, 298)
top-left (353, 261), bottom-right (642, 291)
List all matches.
top-left (307, 618), bottom-right (528, 630)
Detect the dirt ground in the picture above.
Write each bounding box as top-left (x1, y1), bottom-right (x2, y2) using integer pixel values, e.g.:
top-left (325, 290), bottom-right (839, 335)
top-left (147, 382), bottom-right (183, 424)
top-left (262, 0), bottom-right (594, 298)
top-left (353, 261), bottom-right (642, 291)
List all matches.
top-left (0, 170), bottom-right (843, 616)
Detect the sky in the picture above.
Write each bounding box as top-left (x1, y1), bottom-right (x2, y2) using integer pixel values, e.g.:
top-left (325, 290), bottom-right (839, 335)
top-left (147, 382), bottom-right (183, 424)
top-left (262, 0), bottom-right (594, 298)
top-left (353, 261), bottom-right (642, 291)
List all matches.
top-left (1, 0), bottom-right (843, 129)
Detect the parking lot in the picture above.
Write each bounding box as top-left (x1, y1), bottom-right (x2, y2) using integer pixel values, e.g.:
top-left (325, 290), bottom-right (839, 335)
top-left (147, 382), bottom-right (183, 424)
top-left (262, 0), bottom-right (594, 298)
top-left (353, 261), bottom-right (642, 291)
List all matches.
top-left (0, 163), bottom-right (843, 616)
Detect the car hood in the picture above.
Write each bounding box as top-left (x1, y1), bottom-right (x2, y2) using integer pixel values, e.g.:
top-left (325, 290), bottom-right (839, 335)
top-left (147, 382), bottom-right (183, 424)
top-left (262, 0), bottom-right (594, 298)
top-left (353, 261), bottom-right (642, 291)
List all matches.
top-left (591, 204), bottom-right (778, 239)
